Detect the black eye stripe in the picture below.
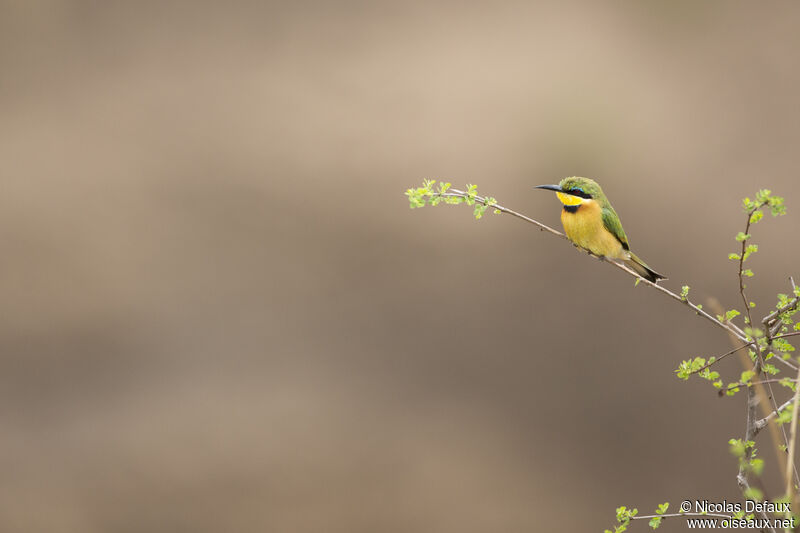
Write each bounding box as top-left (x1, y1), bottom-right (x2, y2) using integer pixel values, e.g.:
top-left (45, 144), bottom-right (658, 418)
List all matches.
top-left (568, 188), bottom-right (592, 199)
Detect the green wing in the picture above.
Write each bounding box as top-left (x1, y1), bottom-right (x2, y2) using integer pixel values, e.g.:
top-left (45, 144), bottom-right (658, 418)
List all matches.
top-left (601, 206), bottom-right (630, 250)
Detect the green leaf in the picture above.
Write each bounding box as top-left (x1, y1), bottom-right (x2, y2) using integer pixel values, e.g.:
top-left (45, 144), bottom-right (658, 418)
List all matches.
top-left (729, 253), bottom-right (741, 261)
top-left (675, 357), bottom-right (707, 380)
top-left (762, 363), bottom-right (779, 375)
top-left (740, 370), bottom-right (755, 383)
top-left (718, 309), bottom-right (741, 322)
top-left (743, 487), bottom-right (763, 501)
top-left (735, 232), bottom-right (750, 242)
top-left (768, 194), bottom-right (786, 216)
top-left (777, 404), bottom-right (794, 425)
top-left (699, 368), bottom-right (719, 381)
top-left (464, 184), bottom-right (477, 205)
top-left (745, 327), bottom-right (763, 338)
top-left (680, 285), bottom-right (690, 301)
top-left (405, 188), bottom-right (426, 209)
top-left (483, 197), bottom-right (500, 215)
top-left (725, 309), bottom-right (741, 322)
top-left (615, 506), bottom-right (638, 524)
top-left (676, 361), bottom-right (691, 380)
top-left (749, 210), bottom-right (763, 224)
top-left (774, 338), bottom-right (795, 353)
top-left (750, 457), bottom-right (764, 476)
top-left (649, 517), bottom-right (662, 529)
top-left (729, 438), bottom-right (746, 457)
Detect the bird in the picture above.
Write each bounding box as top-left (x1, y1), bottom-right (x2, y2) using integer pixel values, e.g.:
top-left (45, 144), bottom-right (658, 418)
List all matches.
top-left (536, 177), bottom-right (666, 283)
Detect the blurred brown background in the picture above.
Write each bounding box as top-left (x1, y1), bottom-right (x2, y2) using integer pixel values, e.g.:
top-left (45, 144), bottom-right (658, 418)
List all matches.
top-left (1, 1), bottom-right (799, 531)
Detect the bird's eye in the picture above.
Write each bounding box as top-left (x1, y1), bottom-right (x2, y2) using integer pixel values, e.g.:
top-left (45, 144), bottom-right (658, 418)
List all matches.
top-left (569, 188), bottom-right (591, 199)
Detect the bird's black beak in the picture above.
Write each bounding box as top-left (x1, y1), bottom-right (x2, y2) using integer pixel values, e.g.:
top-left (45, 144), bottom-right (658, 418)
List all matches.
top-left (535, 184), bottom-right (562, 192)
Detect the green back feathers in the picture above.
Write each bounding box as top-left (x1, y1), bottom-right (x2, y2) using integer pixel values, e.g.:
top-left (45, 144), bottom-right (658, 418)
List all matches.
top-left (601, 206), bottom-right (629, 250)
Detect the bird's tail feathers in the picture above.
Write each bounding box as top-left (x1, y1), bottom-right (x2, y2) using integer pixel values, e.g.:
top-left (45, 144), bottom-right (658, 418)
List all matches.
top-left (623, 253), bottom-right (666, 283)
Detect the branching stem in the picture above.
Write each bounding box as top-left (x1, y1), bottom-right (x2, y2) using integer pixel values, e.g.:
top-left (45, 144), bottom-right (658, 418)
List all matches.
top-left (413, 183), bottom-right (796, 529)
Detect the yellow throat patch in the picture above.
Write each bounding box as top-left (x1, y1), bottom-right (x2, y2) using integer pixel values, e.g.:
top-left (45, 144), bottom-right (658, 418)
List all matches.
top-left (555, 191), bottom-right (584, 206)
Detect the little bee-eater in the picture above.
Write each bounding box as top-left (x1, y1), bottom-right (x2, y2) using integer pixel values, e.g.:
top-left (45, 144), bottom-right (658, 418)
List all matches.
top-left (536, 177), bottom-right (666, 283)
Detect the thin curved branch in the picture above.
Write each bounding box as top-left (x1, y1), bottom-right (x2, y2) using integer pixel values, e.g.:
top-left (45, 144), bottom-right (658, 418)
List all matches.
top-left (755, 396), bottom-right (796, 436)
top-left (439, 188), bottom-right (748, 342)
top-left (631, 512), bottom-right (733, 521)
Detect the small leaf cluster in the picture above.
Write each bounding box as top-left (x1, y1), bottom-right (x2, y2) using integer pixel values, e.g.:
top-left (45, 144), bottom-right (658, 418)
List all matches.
top-left (728, 190), bottom-right (785, 283)
top-left (716, 309), bottom-right (741, 323)
top-left (604, 506), bottom-right (638, 533)
top-left (406, 179), bottom-right (456, 208)
top-left (729, 439), bottom-right (764, 478)
top-left (648, 502), bottom-right (669, 529)
top-left (728, 245), bottom-right (758, 269)
top-left (675, 357), bottom-right (707, 380)
top-left (605, 503), bottom-right (670, 532)
top-left (680, 285), bottom-right (690, 301)
top-left (761, 290), bottom-right (799, 364)
top-left (674, 336), bottom-right (795, 398)
top-left (746, 322), bottom-right (796, 365)
top-left (776, 403), bottom-right (794, 425)
top-left (774, 290), bottom-right (800, 335)
top-left (676, 356), bottom-right (725, 390)
top-left (405, 180), bottom-right (499, 219)
top-left (742, 189), bottom-right (786, 218)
